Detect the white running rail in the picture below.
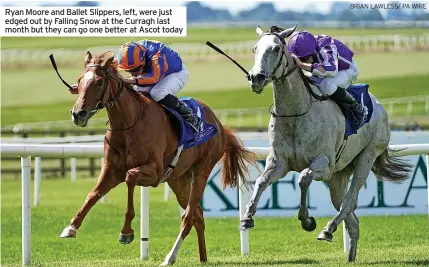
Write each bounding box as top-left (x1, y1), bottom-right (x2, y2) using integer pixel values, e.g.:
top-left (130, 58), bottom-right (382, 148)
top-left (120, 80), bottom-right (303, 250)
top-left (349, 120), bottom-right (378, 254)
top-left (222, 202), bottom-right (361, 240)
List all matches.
top-left (1, 143), bottom-right (428, 265)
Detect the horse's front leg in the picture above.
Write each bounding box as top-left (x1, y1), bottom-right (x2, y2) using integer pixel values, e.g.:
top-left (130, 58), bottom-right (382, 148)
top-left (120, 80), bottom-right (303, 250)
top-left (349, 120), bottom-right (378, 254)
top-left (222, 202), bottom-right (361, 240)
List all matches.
top-left (240, 152), bottom-right (288, 230)
top-left (119, 160), bottom-right (159, 244)
top-left (298, 154), bottom-right (331, 232)
top-left (60, 165), bottom-right (124, 238)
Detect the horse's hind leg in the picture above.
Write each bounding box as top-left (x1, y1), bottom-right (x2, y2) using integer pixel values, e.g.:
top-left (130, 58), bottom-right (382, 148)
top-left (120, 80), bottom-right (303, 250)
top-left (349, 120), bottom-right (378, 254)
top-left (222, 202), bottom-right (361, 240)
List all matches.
top-left (321, 170), bottom-right (360, 262)
top-left (318, 146), bottom-right (375, 251)
top-left (344, 212), bottom-right (360, 262)
top-left (60, 165), bottom-right (123, 238)
top-left (194, 206), bottom-right (207, 263)
top-left (161, 177), bottom-right (191, 266)
top-left (241, 153), bottom-right (288, 230)
top-left (297, 154), bottom-right (330, 232)
top-left (161, 167), bottom-right (210, 266)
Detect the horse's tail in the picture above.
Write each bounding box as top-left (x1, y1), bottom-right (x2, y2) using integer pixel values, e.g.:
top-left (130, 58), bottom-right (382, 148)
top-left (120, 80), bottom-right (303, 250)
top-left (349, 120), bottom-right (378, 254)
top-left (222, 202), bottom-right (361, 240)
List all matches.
top-left (371, 147), bottom-right (413, 183)
top-left (221, 128), bottom-right (260, 190)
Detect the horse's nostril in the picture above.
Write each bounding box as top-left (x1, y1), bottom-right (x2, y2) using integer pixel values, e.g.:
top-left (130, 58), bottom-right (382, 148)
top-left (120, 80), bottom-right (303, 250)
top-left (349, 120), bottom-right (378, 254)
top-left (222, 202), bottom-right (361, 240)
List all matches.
top-left (77, 110), bottom-right (87, 119)
top-left (72, 110), bottom-right (87, 120)
top-left (255, 73), bottom-right (266, 83)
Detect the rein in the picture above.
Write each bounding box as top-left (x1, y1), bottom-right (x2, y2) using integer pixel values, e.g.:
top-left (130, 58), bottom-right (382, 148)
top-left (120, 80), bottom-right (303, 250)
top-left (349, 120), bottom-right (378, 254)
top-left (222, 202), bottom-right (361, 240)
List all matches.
top-left (49, 53), bottom-right (142, 132)
top-left (85, 64), bottom-right (143, 132)
top-left (261, 32), bottom-right (329, 118)
top-left (204, 34), bottom-right (329, 119)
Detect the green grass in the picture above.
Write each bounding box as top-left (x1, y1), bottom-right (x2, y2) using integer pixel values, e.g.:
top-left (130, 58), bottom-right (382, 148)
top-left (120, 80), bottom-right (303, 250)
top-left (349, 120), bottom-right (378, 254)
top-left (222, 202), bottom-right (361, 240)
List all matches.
top-left (1, 179), bottom-right (429, 267)
top-left (2, 73), bottom-right (429, 127)
top-left (2, 27), bottom-right (428, 50)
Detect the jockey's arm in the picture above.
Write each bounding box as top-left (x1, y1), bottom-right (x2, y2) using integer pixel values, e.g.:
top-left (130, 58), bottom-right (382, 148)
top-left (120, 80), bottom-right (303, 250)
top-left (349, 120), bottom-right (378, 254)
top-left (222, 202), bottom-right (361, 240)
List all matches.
top-left (310, 45), bottom-right (339, 78)
top-left (296, 62), bottom-right (325, 74)
top-left (135, 52), bottom-right (166, 87)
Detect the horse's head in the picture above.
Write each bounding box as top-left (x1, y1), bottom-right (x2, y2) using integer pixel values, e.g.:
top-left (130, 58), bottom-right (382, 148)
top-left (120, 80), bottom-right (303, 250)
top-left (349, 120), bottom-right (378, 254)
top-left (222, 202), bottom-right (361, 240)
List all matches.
top-left (71, 51), bottom-right (118, 127)
top-left (248, 25), bottom-right (297, 94)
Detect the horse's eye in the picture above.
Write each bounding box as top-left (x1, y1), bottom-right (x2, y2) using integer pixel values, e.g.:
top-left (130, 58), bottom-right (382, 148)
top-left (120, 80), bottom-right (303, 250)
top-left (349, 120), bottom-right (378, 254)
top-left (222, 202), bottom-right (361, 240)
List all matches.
top-left (95, 79), bottom-right (103, 87)
top-left (252, 46), bottom-right (256, 53)
top-left (274, 46), bottom-right (281, 53)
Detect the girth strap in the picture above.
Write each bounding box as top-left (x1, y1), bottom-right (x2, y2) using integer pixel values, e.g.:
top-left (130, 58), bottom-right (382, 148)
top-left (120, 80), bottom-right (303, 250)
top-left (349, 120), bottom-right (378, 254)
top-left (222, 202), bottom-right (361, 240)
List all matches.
top-left (160, 145), bottom-right (184, 183)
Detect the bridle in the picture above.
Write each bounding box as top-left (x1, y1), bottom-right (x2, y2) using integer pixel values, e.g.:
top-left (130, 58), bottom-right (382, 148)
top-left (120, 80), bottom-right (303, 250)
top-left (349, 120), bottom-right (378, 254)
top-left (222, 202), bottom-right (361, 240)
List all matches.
top-left (261, 31), bottom-right (299, 83)
top-left (84, 64), bottom-right (123, 116)
top-left (86, 64), bottom-right (144, 132)
top-left (49, 53), bottom-right (142, 132)
top-left (258, 31), bottom-right (329, 118)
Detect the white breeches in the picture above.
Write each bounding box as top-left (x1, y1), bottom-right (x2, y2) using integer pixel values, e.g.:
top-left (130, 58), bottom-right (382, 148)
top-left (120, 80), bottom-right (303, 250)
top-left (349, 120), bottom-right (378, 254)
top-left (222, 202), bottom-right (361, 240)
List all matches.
top-left (319, 60), bottom-right (359, 95)
top-left (134, 64), bottom-right (189, 102)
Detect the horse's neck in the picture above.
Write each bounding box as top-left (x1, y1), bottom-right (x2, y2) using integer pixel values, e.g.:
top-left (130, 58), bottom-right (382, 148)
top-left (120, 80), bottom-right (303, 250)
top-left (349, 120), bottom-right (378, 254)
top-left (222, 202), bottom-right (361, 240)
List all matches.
top-left (107, 86), bottom-right (144, 131)
top-left (272, 66), bottom-right (310, 117)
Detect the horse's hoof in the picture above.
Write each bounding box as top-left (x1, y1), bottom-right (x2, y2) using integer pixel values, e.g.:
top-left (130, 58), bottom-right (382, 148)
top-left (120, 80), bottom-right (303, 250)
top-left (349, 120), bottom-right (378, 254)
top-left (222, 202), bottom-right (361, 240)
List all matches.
top-left (301, 217), bottom-right (317, 232)
top-left (317, 230), bottom-right (333, 242)
top-left (59, 225), bottom-right (76, 238)
top-left (348, 247), bottom-right (356, 263)
top-left (160, 257), bottom-right (176, 266)
top-left (238, 219), bottom-right (254, 231)
top-left (118, 232), bottom-right (134, 244)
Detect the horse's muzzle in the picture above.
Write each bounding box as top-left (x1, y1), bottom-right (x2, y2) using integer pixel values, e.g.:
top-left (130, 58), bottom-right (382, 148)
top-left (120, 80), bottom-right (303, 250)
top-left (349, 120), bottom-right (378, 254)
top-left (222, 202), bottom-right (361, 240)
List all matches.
top-left (71, 109), bottom-right (89, 127)
top-left (248, 72), bottom-right (267, 94)
top-left (249, 72), bottom-right (266, 84)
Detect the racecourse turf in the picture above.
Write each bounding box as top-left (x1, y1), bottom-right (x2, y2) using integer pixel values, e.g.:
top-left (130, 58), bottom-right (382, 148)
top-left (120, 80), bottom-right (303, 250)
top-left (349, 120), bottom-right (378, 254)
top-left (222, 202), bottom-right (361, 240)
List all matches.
top-left (2, 27), bottom-right (428, 50)
top-left (1, 178), bottom-right (428, 267)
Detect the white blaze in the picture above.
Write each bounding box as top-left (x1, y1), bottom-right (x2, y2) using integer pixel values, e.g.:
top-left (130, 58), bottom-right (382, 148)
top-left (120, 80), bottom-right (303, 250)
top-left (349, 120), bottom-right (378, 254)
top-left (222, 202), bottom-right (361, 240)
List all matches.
top-left (83, 71), bottom-right (94, 88)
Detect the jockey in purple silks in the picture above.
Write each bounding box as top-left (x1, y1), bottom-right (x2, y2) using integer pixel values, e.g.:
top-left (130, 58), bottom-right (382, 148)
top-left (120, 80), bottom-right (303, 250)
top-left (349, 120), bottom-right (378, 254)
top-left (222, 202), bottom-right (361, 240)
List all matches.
top-left (288, 30), bottom-right (365, 124)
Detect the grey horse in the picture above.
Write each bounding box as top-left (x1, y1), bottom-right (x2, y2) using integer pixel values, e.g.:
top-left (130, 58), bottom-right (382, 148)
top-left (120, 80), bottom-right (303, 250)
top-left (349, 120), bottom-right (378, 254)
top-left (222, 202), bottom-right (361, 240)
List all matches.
top-left (240, 25), bottom-right (412, 262)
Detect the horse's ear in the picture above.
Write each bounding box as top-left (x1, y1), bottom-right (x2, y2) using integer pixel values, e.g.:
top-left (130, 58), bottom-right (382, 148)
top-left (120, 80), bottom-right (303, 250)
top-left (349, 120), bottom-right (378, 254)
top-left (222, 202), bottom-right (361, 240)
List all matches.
top-left (279, 24), bottom-right (298, 39)
top-left (84, 51), bottom-right (92, 66)
top-left (256, 26), bottom-right (264, 37)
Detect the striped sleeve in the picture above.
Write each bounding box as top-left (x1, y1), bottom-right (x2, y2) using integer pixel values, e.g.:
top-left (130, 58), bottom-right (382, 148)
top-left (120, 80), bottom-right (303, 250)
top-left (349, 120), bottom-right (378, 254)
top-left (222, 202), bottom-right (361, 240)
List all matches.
top-left (311, 44), bottom-right (338, 78)
top-left (135, 52), bottom-right (167, 86)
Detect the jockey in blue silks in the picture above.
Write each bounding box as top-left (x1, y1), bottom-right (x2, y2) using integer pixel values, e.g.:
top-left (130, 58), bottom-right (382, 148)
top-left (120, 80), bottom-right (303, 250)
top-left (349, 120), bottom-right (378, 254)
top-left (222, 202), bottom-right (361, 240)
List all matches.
top-left (288, 30), bottom-right (365, 125)
top-left (116, 40), bottom-right (202, 132)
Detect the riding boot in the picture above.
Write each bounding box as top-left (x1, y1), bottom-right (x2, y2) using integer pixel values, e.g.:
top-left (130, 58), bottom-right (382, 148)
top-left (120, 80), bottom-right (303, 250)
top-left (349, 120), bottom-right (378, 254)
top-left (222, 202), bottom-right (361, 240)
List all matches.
top-left (158, 94), bottom-right (202, 133)
top-left (343, 90), bottom-right (365, 124)
top-left (330, 87), bottom-right (365, 125)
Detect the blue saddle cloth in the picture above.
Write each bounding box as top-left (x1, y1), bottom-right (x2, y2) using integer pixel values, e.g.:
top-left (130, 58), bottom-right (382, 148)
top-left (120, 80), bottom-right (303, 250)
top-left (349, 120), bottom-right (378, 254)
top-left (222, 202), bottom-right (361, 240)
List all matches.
top-left (344, 84), bottom-right (374, 137)
top-left (161, 97), bottom-right (218, 149)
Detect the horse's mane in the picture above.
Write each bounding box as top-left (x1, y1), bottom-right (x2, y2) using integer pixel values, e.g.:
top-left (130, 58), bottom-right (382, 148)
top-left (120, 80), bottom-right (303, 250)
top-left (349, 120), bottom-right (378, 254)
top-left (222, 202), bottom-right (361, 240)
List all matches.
top-left (92, 51), bottom-right (119, 73)
top-left (91, 51), bottom-right (136, 92)
top-left (267, 26), bottom-right (285, 34)
top-left (89, 50), bottom-right (152, 103)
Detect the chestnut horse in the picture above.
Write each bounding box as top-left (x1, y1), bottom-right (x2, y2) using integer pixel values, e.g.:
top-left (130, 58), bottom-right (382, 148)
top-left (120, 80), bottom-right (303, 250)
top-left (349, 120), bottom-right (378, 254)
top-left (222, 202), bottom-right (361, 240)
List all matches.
top-left (58, 51), bottom-right (257, 266)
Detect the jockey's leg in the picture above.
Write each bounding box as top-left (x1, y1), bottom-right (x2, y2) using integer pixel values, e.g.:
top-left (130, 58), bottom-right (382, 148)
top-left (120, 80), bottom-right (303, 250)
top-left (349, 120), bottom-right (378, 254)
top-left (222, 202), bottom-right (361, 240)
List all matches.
top-left (151, 64), bottom-right (202, 132)
top-left (320, 66), bottom-right (364, 125)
